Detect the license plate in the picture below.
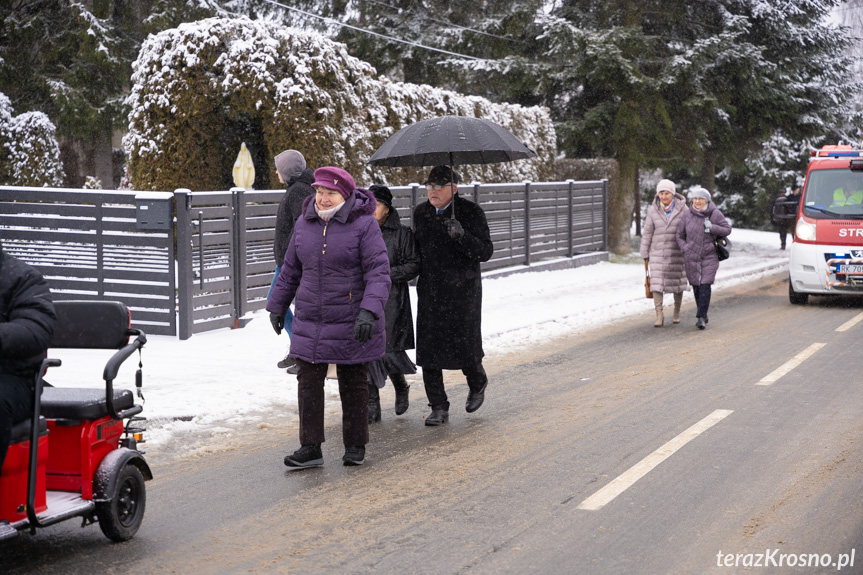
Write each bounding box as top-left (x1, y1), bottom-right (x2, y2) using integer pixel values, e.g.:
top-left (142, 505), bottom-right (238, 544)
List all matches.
top-left (838, 264), bottom-right (863, 274)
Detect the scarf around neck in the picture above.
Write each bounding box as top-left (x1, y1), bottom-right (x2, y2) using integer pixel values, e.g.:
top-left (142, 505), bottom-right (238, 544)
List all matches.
top-left (315, 201), bottom-right (346, 222)
top-left (662, 200), bottom-right (675, 218)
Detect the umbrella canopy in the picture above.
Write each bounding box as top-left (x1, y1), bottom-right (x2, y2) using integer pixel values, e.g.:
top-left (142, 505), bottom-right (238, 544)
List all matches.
top-left (368, 115), bottom-right (535, 167)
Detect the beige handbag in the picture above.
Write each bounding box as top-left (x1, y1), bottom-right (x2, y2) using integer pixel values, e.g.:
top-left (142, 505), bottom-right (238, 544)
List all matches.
top-left (644, 260), bottom-right (652, 299)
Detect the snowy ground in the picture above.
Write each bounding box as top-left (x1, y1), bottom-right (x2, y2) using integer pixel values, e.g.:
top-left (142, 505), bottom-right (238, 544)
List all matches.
top-left (44, 228), bottom-right (791, 459)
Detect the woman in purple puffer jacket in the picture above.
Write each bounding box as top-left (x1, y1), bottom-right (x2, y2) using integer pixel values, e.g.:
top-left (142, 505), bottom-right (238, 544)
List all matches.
top-left (266, 166), bottom-right (391, 470)
top-left (676, 186), bottom-right (732, 330)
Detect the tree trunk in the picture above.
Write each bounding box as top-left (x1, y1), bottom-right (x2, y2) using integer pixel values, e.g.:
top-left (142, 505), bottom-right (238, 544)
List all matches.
top-left (92, 118), bottom-right (114, 189)
top-left (608, 151), bottom-right (637, 254)
top-left (633, 166), bottom-right (641, 237)
top-left (701, 147), bottom-right (717, 194)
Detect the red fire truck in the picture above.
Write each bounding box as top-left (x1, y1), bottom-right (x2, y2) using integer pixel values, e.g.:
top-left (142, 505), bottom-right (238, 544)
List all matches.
top-left (788, 145), bottom-right (863, 304)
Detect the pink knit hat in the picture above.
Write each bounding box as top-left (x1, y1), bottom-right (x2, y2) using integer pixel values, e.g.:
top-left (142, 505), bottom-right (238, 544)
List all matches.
top-left (656, 179), bottom-right (676, 193)
top-left (312, 167), bottom-right (356, 199)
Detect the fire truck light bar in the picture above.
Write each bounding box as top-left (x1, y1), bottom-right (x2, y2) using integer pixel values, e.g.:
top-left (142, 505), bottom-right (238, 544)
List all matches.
top-left (814, 150), bottom-right (863, 157)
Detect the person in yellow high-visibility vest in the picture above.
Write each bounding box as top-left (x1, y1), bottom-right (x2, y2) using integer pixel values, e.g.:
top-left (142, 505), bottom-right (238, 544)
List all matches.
top-left (831, 176), bottom-right (863, 207)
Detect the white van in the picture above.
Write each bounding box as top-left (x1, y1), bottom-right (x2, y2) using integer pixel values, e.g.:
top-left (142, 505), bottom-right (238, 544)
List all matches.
top-left (789, 145), bottom-right (863, 304)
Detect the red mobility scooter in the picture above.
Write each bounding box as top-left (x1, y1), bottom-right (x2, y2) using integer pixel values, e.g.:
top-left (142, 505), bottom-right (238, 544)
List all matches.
top-left (0, 300), bottom-right (152, 542)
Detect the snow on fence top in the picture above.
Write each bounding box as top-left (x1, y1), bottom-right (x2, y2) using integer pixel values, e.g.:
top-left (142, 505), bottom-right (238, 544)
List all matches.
top-left (124, 16), bottom-right (556, 192)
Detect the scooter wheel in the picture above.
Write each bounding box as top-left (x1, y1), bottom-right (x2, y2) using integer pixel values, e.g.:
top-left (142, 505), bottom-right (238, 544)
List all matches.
top-left (96, 463), bottom-right (147, 541)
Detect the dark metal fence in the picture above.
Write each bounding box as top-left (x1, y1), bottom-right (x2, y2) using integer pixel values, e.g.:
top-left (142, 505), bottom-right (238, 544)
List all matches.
top-left (0, 186), bottom-right (176, 335)
top-left (2, 180), bottom-right (606, 339)
top-left (174, 188), bottom-right (285, 339)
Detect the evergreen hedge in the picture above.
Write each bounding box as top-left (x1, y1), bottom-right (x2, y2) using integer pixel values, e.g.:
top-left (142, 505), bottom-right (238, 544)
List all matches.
top-left (125, 17), bottom-right (556, 192)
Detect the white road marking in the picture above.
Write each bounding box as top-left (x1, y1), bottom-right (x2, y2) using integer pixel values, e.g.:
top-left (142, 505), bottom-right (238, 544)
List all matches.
top-left (577, 409), bottom-right (733, 511)
top-left (836, 312), bottom-right (863, 332)
top-left (756, 342), bottom-right (826, 386)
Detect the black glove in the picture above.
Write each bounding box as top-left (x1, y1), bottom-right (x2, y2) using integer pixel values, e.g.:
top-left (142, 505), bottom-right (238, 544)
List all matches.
top-left (270, 312), bottom-right (284, 335)
top-left (353, 309), bottom-right (376, 343)
top-left (445, 218), bottom-right (464, 240)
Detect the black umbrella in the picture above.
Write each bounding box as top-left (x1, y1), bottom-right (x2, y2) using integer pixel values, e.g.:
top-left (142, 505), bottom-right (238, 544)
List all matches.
top-left (368, 115), bottom-right (536, 219)
top-left (368, 115), bottom-right (536, 168)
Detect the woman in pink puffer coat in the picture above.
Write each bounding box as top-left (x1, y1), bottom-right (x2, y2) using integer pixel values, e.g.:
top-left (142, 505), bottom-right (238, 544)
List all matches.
top-left (640, 179), bottom-right (688, 327)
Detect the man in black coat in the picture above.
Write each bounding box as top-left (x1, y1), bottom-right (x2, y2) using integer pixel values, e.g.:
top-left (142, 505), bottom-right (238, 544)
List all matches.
top-left (0, 240), bottom-right (56, 471)
top-left (271, 150), bottom-right (315, 372)
top-left (413, 166), bottom-right (494, 426)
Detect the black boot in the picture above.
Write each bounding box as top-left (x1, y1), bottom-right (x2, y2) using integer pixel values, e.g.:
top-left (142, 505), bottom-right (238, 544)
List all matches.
top-left (390, 373), bottom-right (410, 415)
top-left (368, 383), bottom-right (381, 423)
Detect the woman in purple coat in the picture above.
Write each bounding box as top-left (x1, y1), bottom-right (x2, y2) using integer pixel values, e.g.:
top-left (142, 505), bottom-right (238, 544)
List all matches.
top-left (266, 166), bottom-right (391, 469)
top-left (676, 187), bottom-right (732, 330)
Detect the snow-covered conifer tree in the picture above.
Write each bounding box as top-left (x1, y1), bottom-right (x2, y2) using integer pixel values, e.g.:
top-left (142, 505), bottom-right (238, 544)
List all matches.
top-left (0, 93), bottom-right (64, 186)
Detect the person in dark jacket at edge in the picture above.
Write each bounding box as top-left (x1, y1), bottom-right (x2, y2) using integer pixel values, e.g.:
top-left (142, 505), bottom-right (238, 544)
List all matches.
top-left (0, 240), bottom-right (56, 472)
top-left (366, 184), bottom-right (420, 423)
top-left (771, 185), bottom-right (801, 250)
top-left (269, 150), bottom-right (315, 374)
top-left (266, 167), bottom-right (390, 469)
top-left (412, 166), bottom-right (494, 426)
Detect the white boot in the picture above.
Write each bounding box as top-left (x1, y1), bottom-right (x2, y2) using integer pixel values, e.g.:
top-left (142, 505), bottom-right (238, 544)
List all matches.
top-left (653, 292), bottom-right (664, 327)
top-left (672, 292), bottom-right (682, 324)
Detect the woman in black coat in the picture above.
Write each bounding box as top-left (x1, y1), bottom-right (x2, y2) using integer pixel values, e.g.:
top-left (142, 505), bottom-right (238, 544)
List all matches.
top-left (366, 185), bottom-right (420, 422)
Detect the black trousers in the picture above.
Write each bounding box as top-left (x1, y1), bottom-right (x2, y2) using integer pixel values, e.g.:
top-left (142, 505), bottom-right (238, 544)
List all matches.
top-left (295, 359), bottom-right (369, 447)
top-left (422, 363), bottom-right (487, 411)
top-left (692, 284), bottom-right (713, 319)
top-left (0, 373), bottom-right (34, 472)
top-left (778, 222), bottom-right (792, 247)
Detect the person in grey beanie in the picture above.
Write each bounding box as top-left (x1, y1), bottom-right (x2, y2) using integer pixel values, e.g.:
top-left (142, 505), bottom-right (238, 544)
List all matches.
top-left (268, 150), bottom-right (315, 372)
top-left (675, 186), bottom-right (731, 330)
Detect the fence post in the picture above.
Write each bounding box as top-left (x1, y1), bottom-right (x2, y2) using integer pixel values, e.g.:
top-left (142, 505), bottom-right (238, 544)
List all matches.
top-left (166, 208), bottom-right (178, 336)
top-left (601, 179), bottom-right (609, 252)
top-left (524, 181), bottom-right (532, 266)
top-left (95, 199), bottom-right (105, 296)
top-left (567, 179), bottom-right (575, 258)
top-left (231, 188), bottom-right (247, 328)
top-left (175, 189), bottom-right (194, 340)
top-left (472, 182), bottom-right (480, 204)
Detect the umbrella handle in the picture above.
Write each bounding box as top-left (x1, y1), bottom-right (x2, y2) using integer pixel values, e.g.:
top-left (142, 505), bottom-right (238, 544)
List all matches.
top-left (449, 160), bottom-right (455, 219)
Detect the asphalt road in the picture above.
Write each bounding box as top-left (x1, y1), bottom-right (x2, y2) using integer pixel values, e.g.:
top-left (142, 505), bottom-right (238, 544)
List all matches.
top-left (3, 271), bottom-right (863, 575)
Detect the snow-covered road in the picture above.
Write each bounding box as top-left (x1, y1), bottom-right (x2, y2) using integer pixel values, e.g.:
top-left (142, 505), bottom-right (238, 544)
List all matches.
top-left (44, 228), bottom-right (791, 457)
